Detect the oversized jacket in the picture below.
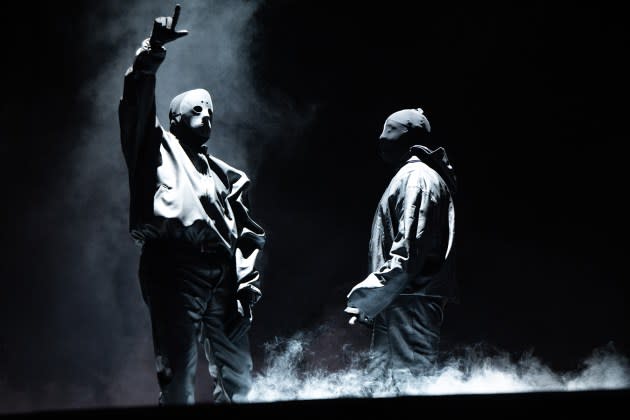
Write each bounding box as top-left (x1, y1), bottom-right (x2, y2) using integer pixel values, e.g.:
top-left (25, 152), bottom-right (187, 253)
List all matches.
top-left (347, 145), bottom-right (457, 322)
top-left (118, 39), bottom-right (265, 295)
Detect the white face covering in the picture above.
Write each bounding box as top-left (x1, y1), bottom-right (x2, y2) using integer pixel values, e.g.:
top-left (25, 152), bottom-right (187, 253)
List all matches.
top-left (169, 89), bottom-right (214, 140)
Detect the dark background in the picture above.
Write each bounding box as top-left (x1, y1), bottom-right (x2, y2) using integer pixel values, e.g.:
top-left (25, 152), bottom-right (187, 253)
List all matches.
top-left (1, 0), bottom-right (628, 413)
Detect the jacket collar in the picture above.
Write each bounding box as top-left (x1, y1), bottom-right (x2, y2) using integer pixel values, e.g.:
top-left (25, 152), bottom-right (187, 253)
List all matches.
top-left (406, 145), bottom-right (457, 195)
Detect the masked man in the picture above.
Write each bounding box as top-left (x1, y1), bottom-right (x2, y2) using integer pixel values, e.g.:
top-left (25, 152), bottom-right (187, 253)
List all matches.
top-left (118, 5), bottom-right (265, 404)
top-left (345, 108), bottom-right (457, 383)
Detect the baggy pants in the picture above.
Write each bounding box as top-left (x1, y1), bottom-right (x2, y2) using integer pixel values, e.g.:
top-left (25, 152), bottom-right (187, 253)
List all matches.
top-left (370, 295), bottom-right (447, 382)
top-left (139, 242), bottom-right (253, 405)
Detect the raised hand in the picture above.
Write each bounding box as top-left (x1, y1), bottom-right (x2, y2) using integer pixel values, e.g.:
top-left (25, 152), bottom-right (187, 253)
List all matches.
top-left (150, 4), bottom-right (189, 48)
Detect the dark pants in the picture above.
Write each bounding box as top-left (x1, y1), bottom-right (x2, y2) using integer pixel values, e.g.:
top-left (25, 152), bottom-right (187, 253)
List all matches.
top-left (139, 242), bottom-right (252, 405)
top-left (369, 295), bottom-right (447, 382)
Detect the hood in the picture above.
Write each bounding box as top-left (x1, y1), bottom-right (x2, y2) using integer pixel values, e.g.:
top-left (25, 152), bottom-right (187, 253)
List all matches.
top-left (408, 145), bottom-right (457, 196)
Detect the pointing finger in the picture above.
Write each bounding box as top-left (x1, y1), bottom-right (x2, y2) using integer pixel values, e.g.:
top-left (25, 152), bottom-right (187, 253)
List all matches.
top-left (172, 4), bottom-right (181, 28)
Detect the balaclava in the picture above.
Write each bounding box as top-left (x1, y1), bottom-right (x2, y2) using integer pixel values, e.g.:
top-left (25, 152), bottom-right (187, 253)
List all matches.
top-left (378, 108), bottom-right (431, 165)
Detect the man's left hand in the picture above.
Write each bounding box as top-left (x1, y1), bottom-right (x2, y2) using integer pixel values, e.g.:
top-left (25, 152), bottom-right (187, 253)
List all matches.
top-left (150, 4), bottom-right (189, 48)
top-left (238, 287), bottom-right (261, 307)
top-left (237, 288), bottom-right (260, 323)
top-left (237, 299), bottom-right (253, 323)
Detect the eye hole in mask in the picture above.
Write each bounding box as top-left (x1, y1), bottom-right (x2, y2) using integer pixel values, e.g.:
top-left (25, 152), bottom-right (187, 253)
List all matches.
top-left (193, 105), bottom-right (203, 113)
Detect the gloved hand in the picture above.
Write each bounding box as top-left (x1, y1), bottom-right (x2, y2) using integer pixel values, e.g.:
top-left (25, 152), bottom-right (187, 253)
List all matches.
top-left (237, 286), bottom-right (261, 323)
top-left (237, 286), bottom-right (262, 308)
top-left (344, 306), bottom-right (374, 327)
top-left (149, 4), bottom-right (189, 49)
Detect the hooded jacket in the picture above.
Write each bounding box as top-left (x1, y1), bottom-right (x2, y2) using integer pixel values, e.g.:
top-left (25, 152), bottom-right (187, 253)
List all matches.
top-left (347, 145), bottom-right (457, 322)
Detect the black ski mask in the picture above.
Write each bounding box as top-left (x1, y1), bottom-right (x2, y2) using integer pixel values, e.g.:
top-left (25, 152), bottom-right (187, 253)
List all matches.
top-left (378, 108), bottom-right (431, 165)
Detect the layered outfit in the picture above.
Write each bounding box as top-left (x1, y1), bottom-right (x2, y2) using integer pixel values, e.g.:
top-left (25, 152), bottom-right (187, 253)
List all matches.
top-left (348, 145), bottom-right (457, 377)
top-left (119, 39), bottom-right (265, 404)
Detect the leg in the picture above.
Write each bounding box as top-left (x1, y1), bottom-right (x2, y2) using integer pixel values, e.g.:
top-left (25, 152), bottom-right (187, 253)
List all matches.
top-left (202, 279), bottom-right (253, 403)
top-left (368, 312), bottom-right (392, 380)
top-left (370, 295), bottom-right (447, 380)
top-left (139, 249), bottom-right (215, 405)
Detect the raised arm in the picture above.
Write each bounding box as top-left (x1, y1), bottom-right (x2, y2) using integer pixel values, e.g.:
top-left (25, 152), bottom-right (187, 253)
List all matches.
top-left (118, 5), bottom-right (188, 173)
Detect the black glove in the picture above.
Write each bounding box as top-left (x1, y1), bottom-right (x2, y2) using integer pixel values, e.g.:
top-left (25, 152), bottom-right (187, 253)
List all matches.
top-left (149, 4), bottom-right (189, 49)
top-left (237, 286), bottom-right (262, 308)
top-left (344, 306), bottom-right (374, 327)
top-left (229, 288), bottom-right (260, 342)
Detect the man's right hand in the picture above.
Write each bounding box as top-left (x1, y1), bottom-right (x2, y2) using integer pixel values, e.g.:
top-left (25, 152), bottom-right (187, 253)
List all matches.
top-left (344, 306), bottom-right (374, 327)
top-left (150, 4), bottom-right (189, 48)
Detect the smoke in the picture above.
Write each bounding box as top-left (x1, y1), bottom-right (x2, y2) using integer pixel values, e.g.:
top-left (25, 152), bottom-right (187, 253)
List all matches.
top-left (74, 0), bottom-right (312, 177)
top-left (248, 333), bottom-right (630, 402)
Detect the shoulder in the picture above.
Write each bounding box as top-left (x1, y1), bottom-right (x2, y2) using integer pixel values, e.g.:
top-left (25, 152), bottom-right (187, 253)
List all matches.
top-left (390, 160), bottom-right (446, 201)
top-left (407, 157), bottom-right (444, 183)
top-left (394, 160), bottom-right (429, 184)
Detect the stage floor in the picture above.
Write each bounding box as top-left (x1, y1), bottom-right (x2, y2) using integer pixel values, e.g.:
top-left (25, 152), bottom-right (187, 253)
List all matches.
top-left (4, 389), bottom-right (628, 418)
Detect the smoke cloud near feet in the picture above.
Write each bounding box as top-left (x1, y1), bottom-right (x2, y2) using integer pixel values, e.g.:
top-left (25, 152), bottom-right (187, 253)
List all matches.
top-left (248, 330), bottom-right (630, 402)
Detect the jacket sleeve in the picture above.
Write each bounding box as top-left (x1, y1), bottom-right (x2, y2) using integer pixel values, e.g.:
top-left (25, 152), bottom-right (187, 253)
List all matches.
top-left (118, 38), bottom-right (166, 175)
top-left (228, 173), bottom-right (266, 297)
top-left (347, 172), bottom-right (429, 322)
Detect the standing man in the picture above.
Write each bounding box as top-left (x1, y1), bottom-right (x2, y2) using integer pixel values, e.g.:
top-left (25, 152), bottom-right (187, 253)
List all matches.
top-left (118, 5), bottom-right (266, 404)
top-left (345, 108), bottom-right (457, 383)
